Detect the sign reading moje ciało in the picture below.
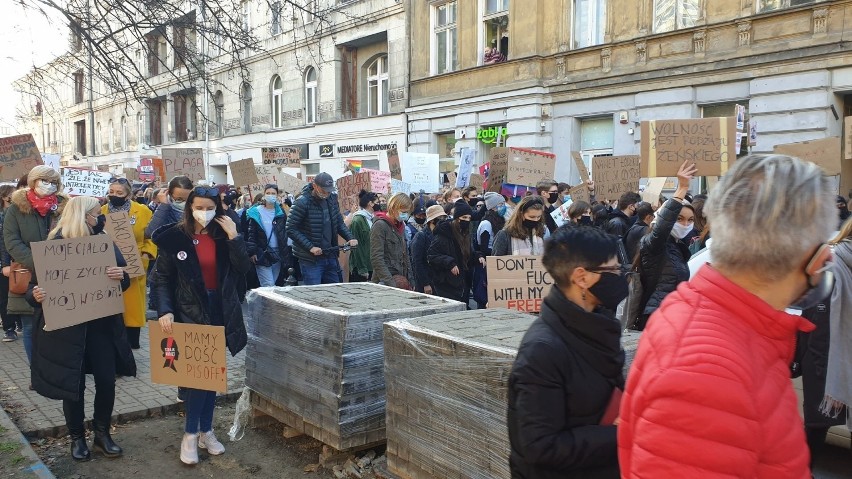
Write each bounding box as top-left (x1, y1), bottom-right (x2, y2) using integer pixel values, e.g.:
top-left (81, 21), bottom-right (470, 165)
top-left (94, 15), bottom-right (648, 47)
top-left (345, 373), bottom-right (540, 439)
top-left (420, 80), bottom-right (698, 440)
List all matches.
top-left (486, 255), bottom-right (553, 313)
top-left (148, 321), bottom-right (228, 392)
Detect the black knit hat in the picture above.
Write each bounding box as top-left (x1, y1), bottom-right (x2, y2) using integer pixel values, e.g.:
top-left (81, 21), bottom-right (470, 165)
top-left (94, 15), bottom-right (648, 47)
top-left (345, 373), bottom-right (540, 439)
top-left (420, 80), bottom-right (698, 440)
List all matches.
top-left (453, 201), bottom-right (473, 218)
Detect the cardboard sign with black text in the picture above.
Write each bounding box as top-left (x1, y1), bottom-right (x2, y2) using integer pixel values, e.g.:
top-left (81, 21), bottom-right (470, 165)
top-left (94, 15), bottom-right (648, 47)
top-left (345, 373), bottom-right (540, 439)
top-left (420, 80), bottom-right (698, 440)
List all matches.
top-left (162, 148), bottom-right (205, 181)
top-left (486, 148), bottom-right (509, 193)
top-left (0, 134), bottom-right (43, 181)
top-left (387, 147), bottom-right (402, 180)
top-left (229, 158), bottom-right (259, 187)
top-left (31, 235), bottom-right (123, 331)
top-left (507, 148), bottom-right (556, 187)
top-left (641, 118), bottom-right (737, 177)
top-left (249, 165), bottom-right (283, 198)
top-left (104, 212), bottom-right (145, 279)
top-left (123, 168), bottom-right (139, 181)
top-left (592, 155), bottom-right (641, 200)
top-left (773, 137), bottom-right (842, 176)
top-left (486, 255), bottom-right (553, 313)
top-left (148, 321), bottom-right (228, 392)
top-left (569, 183), bottom-right (590, 205)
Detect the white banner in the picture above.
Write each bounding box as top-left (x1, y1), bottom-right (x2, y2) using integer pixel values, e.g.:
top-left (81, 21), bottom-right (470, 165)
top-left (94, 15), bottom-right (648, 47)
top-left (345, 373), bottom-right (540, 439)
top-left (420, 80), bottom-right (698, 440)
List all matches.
top-left (400, 152), bottom-right (440, 194)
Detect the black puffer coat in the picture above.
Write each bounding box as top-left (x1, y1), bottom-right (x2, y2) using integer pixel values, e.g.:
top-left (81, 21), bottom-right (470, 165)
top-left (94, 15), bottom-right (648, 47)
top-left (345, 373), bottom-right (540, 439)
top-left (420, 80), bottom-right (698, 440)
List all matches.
top-left (245, 204), bottom-right (291, 269)
top-left (152, 224), bottom-right (250, 356)
top-left (638, 199), bottom-right (691, 318)
top-left (508, 287), bottom-right (624, 479)
top-left (410, 227), bottom-right (435, 293)
top-left (30, 235), bottom-right (136, 402)
top-left (798, 302), bottom-right (847, 430)
top-left (427, 220), bottom-right (481, 303)
top-left (286, 184), bottom-right (352, 264)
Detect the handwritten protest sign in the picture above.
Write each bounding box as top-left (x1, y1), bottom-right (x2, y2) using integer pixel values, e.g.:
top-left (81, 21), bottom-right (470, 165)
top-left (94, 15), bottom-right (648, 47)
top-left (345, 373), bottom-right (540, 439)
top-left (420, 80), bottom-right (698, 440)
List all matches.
top-left (62, 168), bottom-right (111, 197)
top-left (592, 155), bottom-right (641, 200)
top-left (123, 168), bottom-right (139, 181)
top-left (249, 165), bottom-right (283, 198)
top-left (400, 152), bottom-right (440, 193)
top-left (391, 179), bottom-right (411, 195)
top-left (104, 212), bottom-right (145, 279)
top-left (277, 172), bottom-right (307, 196)
top-left (507, 148), bottom-right (556, 187)
top-left (456, 148), bottom-right (475, 188)
top-left (774, 137), bottom-right (842, 176)
top-left (363, 169), bottom-right (391, 194)
top-left (31, 235), bottom-right (123, 331)
top-left (641, 177), bottom-right (667, 205)
top-left (336, 172), bottom-right (372, 212)
top-left (469, 173), bottom-right (485, 190)
top-left (486, 256), bottom-right (553, 313)
top-left (162, 148), bottom-right (204, 181)
top-left (572, 151), bottom-right (590, 182)
top-left (845, 117), bottom-right (852, 161)
top-left (569, 183), bottom-right (590, 204)
top-left (641, 118), bottom-right (737, 177)
top-left (262, 145), bottom-right (305, 166)
top-left (229, 158), bottom-right (259, 187)
top-left (148, 321), bottom-right (228, 392)
top-left (486, 148), bottom-right (509, 193)
top-left (387, 147), bottom-right (402, 180)
top-left (0, 134), bottom-right (43, 181)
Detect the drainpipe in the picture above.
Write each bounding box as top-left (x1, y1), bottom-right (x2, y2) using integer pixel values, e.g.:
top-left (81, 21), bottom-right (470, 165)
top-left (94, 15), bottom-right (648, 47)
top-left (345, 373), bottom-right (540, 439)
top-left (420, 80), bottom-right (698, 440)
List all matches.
top-left (87, 0), bottom-right (95, 160)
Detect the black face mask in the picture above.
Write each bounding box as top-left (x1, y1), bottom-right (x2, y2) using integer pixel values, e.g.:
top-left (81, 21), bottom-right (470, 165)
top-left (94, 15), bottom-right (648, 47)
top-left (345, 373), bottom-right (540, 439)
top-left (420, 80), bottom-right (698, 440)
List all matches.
top-left (469, 198), bottom-right (482, 208)
top-left (457, 219), bottom-right (470, 233)
top-left (135, 197), bottom-right (147, 205)
top-left (522, 219), bottom-right (539, 230)
top-left (91, 214), bottom-right (106, 234)
top-left (108, 195), bottom-right (128, 207)
top-left (589, 271), bottom-right (629, 312)
top-left (579, 215), bottom-right (593, 226)
top-left (547, 192), bottom-right (558, 204)
top-left (373, 204), bottom-right (383, 212)
top-left (414, 216), bottom-right (426, 225)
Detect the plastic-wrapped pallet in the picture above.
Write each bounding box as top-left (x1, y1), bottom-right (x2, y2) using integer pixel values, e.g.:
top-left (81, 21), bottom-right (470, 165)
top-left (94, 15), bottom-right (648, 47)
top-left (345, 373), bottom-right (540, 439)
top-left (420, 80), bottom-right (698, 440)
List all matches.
top-left (245, 283), bottom-right (466, 451)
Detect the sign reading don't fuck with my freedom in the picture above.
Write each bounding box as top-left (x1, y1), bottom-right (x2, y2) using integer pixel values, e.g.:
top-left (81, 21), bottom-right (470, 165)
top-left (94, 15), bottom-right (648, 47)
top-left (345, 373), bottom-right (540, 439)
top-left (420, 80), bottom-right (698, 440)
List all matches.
top-left (487, 255), bottom-right (553, 313)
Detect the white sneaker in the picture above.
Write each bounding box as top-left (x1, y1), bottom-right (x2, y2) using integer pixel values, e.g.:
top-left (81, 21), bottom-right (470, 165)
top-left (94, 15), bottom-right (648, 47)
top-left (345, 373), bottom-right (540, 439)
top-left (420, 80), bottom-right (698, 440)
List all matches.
top-left (198, 430), bottom-right (225, 455)
top-left (180, 433), bottom-right (199, 465)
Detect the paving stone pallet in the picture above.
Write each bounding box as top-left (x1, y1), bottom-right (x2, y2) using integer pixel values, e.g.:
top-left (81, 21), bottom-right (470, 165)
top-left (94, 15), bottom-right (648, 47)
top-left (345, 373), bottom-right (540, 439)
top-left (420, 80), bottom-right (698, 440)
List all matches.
top-left (245, 283), bottom-right (466, 451)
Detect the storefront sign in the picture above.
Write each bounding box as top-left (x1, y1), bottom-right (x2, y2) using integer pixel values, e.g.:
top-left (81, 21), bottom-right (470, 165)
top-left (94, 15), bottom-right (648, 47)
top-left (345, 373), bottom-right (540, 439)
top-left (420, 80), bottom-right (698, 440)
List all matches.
top-left (262, 144), bottom-right (308, 166)
top-left (319, 144), bottom-right (335, 158)
top-left (336, 142), bottom-right (398, 155)
top-left (477, 126), bottom-right (508, 144)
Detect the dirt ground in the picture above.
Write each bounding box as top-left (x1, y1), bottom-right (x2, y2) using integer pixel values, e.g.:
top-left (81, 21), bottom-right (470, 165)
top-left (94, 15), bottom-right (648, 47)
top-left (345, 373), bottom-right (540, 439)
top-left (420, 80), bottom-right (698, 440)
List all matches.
top-left (33, 400), bottom-right (387, 479)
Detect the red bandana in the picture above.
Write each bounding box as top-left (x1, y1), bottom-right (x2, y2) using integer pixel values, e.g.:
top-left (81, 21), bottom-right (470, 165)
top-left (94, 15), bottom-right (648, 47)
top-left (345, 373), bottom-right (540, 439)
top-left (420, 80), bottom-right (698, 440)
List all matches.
top-left (26, 190), bottom-right (58, 217)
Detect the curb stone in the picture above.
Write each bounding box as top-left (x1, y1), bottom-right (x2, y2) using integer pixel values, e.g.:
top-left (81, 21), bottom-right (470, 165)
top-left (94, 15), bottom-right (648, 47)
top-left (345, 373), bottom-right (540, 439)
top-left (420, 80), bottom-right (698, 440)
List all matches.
top-left (0, 401), bottom-right (55, 479)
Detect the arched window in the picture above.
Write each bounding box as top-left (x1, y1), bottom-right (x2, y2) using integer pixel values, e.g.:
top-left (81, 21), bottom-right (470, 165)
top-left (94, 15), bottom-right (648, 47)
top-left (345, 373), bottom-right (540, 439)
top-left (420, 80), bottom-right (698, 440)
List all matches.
top-left (107, 120), bottom-right (114, 152)
top-left (241, 82), bottom-right (252, 133)
top-left (367, 55), bottom-right (389, 117)
top-left (214, 91), bottom-right (224, 137)
top-left (305, 67), bottom-right (317, 125)
top-left (271, 75), bottom-right (283, 128)
top-left (120, 116), bottom-right (127, 150)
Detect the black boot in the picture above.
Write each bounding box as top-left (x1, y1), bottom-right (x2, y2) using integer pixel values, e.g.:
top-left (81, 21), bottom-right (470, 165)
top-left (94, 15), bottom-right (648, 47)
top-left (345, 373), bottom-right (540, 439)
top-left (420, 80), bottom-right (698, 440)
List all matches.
top-left (92, 423), bottom-right (122, 458)
top-left (70, 433), bottom-right (90, 461)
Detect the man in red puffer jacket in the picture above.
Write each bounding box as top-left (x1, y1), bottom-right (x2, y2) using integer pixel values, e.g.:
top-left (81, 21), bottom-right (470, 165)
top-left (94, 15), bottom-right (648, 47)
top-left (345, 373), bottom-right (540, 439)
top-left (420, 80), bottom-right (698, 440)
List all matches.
top-left (618, 155), bottom-right (836, 479)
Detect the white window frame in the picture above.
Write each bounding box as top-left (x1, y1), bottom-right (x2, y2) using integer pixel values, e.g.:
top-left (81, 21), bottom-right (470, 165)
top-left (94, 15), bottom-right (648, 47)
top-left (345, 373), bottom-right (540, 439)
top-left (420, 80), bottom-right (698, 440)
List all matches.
top-left (431, 1), bottom-right (458, 75)
top-left (653, 0), bottom-right (700, 33)
top-left (367, 56), bottom-right (389, 117)
top-left (305, 67), bottom-right (317, 124)
top-left (572, 0), bottom-right (607, 50)
top-left (271, 76), bottom-right (283, 128)
top-left (479, 0), bottom-right (509, 65)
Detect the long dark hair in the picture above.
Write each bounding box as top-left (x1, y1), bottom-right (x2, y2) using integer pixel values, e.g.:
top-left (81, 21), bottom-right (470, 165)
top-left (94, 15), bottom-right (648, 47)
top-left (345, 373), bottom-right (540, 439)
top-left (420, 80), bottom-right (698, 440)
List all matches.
top-left (451, 219), bottom-right (471, 267)
top-left (178, 188), bottom-right (227, 240)
top-left (505, 196), bottom-right (546, 239)
top-left (482, 208), bottom-right (506, 233)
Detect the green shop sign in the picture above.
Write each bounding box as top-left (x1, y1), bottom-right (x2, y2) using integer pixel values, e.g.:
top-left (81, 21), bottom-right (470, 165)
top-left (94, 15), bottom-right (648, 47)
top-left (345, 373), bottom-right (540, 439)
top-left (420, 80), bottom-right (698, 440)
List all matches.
top-left (477, 126), bottom-right (508, 144)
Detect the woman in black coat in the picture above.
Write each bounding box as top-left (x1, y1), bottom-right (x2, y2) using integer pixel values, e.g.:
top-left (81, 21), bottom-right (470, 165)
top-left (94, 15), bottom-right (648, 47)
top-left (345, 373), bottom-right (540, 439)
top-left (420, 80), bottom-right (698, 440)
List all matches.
top-left (152, 186), bottom-right (250, 465)
top-left (426, 202), bottom-right (484, 303)
top-left (508, 226), bottom-right (628, 479)
top-left (29, 196), bottom-right (135, 461)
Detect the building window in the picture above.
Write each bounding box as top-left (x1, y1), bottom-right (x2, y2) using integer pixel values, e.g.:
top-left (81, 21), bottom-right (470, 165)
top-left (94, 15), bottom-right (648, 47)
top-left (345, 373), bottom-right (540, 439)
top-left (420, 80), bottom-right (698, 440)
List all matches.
top-left (96, 122), bottom-right (102, 155)
top-left (120, 117), bottom-right (127, 150)
top-left (73, 70), bottom-right (85, 104)
top-left (757, 0), bottom-right (821, 13)
top-left (436, 132), bottom-right (458, 160)
top-left (432, 2), bottom-right (458, 75)
top-left (482, 0), bottom-right (509, 63)
top-left (241, 1), bottom-right (251, 31)
top-left (270, 1), bottom-right (281, 35)
top-left (654, 0), bottom-right (700, 33)
top-left (241, 82), bottom-right (252, 133)
top-left (148, 101), bottom-right (163, 146)
top-left (175, 95), bottom-right (189, 142)
top-left (367, 56), bottom-right (389, 117)
top-left (214, 91), bottom-right (224, 137)
top-left (136, 112), bottom-right (143, 147)
top-left (304, 1), bottom-right (316, 24)
top-left (304, 162), bottom-right (320, 175)
top-left (579, 117), bottom-right (614, 177)
top-left (573, 0), bottom-right (607, 49)
top-left (305, 67), bottom-right (317, 124)
top-left (107, 120), bottom-right (114, 152)
top-left (75, 120), bottom-right (86, 156)
top-left (271, 76), bottom-right (283, 128)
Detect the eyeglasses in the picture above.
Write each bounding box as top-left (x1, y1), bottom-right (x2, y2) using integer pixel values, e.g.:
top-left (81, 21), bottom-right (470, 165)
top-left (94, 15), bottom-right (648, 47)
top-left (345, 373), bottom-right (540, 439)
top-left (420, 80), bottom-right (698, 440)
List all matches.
top-left (587, 265), bottom-right (629, 276)
top-left (109, 178), bottom-right (130, 185)
top-left (193, 186), bottom-right (219, 197)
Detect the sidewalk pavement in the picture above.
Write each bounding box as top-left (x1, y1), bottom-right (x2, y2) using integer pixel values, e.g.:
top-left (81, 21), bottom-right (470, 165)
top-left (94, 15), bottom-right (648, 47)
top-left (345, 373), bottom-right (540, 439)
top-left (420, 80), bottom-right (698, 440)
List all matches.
top-left (0, 313), bottom-right (245, 439)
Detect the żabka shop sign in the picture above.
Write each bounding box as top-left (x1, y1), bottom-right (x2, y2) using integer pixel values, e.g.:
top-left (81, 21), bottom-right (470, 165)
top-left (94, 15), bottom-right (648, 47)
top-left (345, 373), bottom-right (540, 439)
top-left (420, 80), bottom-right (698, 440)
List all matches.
top-left (477, 126), bottom-right (508, 144)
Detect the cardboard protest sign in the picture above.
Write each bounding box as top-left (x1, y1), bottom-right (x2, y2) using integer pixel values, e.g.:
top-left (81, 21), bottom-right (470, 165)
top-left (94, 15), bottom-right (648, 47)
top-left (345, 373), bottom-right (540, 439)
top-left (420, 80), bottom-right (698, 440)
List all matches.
top-left (456, 148), bottom-right (475, 188)
top-left (447, 172), bottom-right (457, 187)
top-left (592, 155), bottom-right (641, 200)
top-left (400, 152), bottom-right (440, 193)
top-left (151, 158), bottom-right (166, 182)
top-left (62, 167), bottom-right (112, 197)
top-left (507, 148), bottom-right (556, 187)
top-left (42, 154), bottom-right (61, 172)
top-left (229, 158), bottom-right (258, 187)
top-left (469, 173), bottom-right (485, 190)
top-left (148, 321), bottom-right (228, 392)
top-left (262, 146), bottom-right (304, 166)
top-left (0, 134), bottom-right (43, 181)
top-left (569, 184), bottom-right (590, 205)
top-left (641, 177), bottom-right (667, 205)
top-left (774, 137), bottom-right (842, 176)
top-left (104, 212), bottom-right (145, 279)
top-left (486, 256), bottom-right (553, 313)
top-left (162, 148), bottom-right (204, 181)
top-left (249, 165), bottom-right (283, 198)
top-left (387, 147), bottom-right (402, 180)
top-left (486, 148), bottom-right (509, 193)
top-left (640, 118), bottom-right (737, 177)
top-left (31, 235), bottom-right (123, 331)
top-left (336, 172), bottom-right (372, 212)
top-left (391, 179), bottom-right (411, 195)
top-left (276, 172), bottom-right (308, 196)
top-left (572, 151), bottom-right (590, 182)
top-left (845, 117), bottom-right (852, 161)
top-left (123, 168), bottom-right (139, 181)
top-left (551, 200), bottom-right (573, 228)
top-left (363, 169), bottom-right (391, 194)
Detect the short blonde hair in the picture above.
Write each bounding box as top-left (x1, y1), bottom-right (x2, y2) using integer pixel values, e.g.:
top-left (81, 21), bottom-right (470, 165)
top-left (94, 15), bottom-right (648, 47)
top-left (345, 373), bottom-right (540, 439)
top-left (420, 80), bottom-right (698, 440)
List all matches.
top-left (28, 165), bottom-right (61, 190)
top-left (387, 193), bottom-right (414, 218)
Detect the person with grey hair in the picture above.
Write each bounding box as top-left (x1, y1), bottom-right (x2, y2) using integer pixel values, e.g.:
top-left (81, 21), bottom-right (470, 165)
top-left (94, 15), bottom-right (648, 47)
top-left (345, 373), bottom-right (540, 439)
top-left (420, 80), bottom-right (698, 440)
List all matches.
top-left (618, 155), bottom-right (835, 478)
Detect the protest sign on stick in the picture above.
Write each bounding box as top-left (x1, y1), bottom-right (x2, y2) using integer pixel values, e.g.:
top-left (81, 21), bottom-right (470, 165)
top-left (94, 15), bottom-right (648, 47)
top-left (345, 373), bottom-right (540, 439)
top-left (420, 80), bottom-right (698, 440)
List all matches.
top-left (641, 118), bottom-right (737, 177)
top-left (162, 148), bottom-right (205, 181)
top-left (363, 169), bottom-right (391, 194)
top-left (486, 256), bottom-right (553, 313)
top-left (592, 155), bottom-right (641, 200)
top-left (569, 184), bottom-right (590, 205)
top-left (148, 321), bottom-right (228, 392)
top-left (123, 168), bottom-right (139, 181)
top-left (229, 158), bottom-right (259, 187)
top-left (62, 168), bottom-right (112, 197)
top-left (31, 235), bottom-right (123, 331)
top-left (0, 134), bottom-right (43, 181)
top-left (104, 212), bottom-right (145, 279)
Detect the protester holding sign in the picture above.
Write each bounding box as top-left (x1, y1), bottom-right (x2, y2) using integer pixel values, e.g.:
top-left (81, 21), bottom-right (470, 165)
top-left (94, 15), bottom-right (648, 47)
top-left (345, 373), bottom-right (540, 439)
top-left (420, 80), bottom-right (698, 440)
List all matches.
top-left (245, 184), bottom-right (289, 287)
top-left (427, 201), bottom-right (484, 304)
top-left (3, 165), bottom-right (68, 363)
top-left (370, 193), bottom-right (414, 289)
top-left (508, 226), bottom-right (626, 479)
top-left (635, 162), bottom-right (697, 330)
top-left (30, 196), bottom-right (134, 461)
top-left (152, 186), bottom-right (250, 465)
top-left (492, 196), bottom-right (547, 257)
top-left (349, 190), bottom-right (378, 282)
top-left (102, 178), bottom-right (156, 349)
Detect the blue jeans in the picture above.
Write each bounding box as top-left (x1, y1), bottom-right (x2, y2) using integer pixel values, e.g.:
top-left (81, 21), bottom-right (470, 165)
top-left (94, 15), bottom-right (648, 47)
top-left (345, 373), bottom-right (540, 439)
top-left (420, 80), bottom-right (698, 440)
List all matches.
top-left (20, 315), bottom-right (34, 363)
top-left (184, 389), bottom-right (216, 434)
top-left (255, 262), bottom-right (281, 287)
top-left (299, 257), bottom-right (343, 285)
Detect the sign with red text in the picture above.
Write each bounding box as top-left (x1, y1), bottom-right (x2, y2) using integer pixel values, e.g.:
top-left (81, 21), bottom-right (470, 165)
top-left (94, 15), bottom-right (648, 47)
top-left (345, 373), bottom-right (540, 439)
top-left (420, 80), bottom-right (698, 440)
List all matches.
top-left (507, 148), bottom-right (556, 187)
top-left (162, 148), bottom-right (204, 181)
top-left (363, 169), bottom-right (391, 194)
top-left (148, 321), bottom-right (228, 392)
top-left (641, 118), bottom-right (737, 177)
top-left (486, 256), bottom-right (553, 313)
top-left (0, 134), bottom-right (43, 181)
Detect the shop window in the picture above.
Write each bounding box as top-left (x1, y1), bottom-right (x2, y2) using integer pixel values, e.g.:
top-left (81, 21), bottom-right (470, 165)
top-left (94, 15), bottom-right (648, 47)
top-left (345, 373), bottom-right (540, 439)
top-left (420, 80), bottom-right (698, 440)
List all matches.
top-left (367, 56), bottom-right (389, 117)
top-left (432, 1), bottom-right (458, 75)
top-left (702, 102), bottom-right (749, 157)
top-left (271, 75), bottom-right (283, 128)
top-left (757, 0), bottom-right (823, 13)
top-left (304, 162), bottom-right (320, 175)
top-left (482, 0), bottom-right (509, 64)
top-left (653, 0), bottom-right (700, 33)
top-left (436, 132), bottom-right (458, 160)
top-left (573, 0), bottom-right (606, 49)
top-left (305, 67), bottom-right (317, 124)
top-left (579, 117), bottom-right (614, 175)
top-left (362, 159), bottom-right (380, 171)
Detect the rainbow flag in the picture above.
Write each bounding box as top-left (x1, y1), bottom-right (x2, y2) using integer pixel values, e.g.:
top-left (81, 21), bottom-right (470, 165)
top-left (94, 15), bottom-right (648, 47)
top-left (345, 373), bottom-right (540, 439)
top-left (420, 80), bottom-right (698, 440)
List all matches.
top-left (346, 160), bottom-right (362, 173)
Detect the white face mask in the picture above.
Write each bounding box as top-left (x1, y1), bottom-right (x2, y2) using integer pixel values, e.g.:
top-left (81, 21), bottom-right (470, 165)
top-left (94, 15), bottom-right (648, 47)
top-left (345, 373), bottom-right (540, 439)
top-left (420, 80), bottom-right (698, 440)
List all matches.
top-left (671, 222), bottom-right (693, 240)
top-left (35, 180), bottom-right (57, 197)
top-left (192, 210), bottom-right (216, 227)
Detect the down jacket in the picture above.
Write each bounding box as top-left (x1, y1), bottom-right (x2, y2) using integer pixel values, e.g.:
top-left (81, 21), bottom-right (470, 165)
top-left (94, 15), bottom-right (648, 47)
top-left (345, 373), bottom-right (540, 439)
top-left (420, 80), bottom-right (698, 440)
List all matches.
top-left (618, 265), bottom-right (814, 478)
top-left (152, 224), bottom-right (250, 356)
top-left (286, 184), bottom-right (353, 264)
top-left (638, 199), bottom-right (691, 319)
top-left (369, 213), bottom-right (411, 287)
top-left (427, 220), bottom-right (481, 303)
